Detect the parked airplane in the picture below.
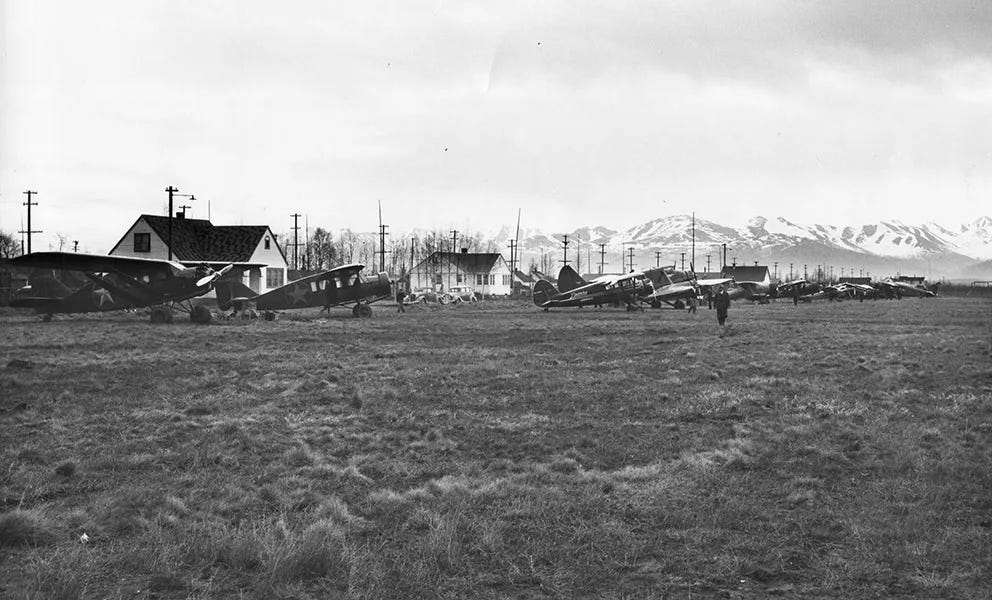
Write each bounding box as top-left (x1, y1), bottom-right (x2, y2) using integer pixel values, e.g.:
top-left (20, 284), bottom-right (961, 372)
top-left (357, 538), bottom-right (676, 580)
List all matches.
top-left (8, 252), bottom-right (230, 323)
top-left (215, 263), bottom-right (391, 317)
top-left (642, 266), bottom-right (734, 308)
top-left (533, 266), bottom-right (653, 310)
top-left (875, 278), bottom-right (937, 298)
top-left (800, 282), bottom-right (857, 302)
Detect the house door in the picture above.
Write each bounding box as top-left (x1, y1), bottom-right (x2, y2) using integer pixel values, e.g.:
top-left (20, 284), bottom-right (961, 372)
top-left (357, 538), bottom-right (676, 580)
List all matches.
top-left (249, 268), bottom-right (261, 293)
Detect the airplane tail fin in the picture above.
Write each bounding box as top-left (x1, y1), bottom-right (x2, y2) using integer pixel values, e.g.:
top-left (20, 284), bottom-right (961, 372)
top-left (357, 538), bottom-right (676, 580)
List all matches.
top-left (215, 279), bottom-right (257, 311)
top-left (533, 279), bottom-right (559, 307)
top-left (557, 265), bottom-right (586, 293)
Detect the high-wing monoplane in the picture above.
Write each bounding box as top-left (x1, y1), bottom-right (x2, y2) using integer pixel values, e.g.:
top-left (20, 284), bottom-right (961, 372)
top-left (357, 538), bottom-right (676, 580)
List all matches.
top-left (215, 263), bottom-right (391, 317)
top-left (8, 252), bottom-right (231, 323)
top-left (533, 266), bottom-right (653, 310)
top-left (642, 266), bottom-right (734, 308)
top-left (875, 278), bottom-right (937, 298)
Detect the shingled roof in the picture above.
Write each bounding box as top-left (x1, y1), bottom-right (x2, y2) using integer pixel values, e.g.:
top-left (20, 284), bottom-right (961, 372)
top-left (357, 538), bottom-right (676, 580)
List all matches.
top-left (721, 265), bottom-right (770, 283)
top-left (138, 215), bottom-right (274, 263)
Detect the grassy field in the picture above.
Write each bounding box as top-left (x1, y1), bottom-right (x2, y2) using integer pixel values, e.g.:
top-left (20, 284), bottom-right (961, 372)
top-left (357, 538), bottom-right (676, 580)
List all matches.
top-left (1, 297), bottom-right (991, 599)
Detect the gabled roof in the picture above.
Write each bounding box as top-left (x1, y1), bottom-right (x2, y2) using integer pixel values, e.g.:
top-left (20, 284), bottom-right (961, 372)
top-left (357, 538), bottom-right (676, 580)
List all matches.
top-left (434, 252), bottom-right (503, 273)
top-left (514, 269), bottom-right (537, 284)
top-left (120, 214), bottom-right (284, 263)
top-left (721, 265), bottom-right (769, 283)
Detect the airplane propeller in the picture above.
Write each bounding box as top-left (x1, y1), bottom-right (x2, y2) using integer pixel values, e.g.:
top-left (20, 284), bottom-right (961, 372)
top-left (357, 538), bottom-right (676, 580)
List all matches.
top-left (196, 264), bottom-right (235, 288)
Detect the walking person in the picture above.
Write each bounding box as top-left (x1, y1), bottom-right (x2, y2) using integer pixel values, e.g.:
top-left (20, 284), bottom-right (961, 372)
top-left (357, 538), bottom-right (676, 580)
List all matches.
top-left (687, 293), bottom-right (698, 314)
top-left (396, 289), bottom-right (406, 313)
top-left (715, 286), bottom-right (731, 333)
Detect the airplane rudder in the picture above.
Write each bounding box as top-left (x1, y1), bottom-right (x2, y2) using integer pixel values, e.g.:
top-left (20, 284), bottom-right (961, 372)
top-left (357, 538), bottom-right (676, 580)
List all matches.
top-left (533, 279), bottom-right (557, 307)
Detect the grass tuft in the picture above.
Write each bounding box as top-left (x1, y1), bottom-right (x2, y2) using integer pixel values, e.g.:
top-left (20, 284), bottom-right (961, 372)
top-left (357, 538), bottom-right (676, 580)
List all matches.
top-left (54, 460), bottom-right (77, 477)
top-left (0, 509), bottom-right (55, 547)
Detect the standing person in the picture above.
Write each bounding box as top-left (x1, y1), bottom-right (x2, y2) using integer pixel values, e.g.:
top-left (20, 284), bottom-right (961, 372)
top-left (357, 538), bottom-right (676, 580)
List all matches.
top-left (396, 289), bottom-right (406, 313)
top-left (706, 290), bottom-right (714, 310)
top-left (715, 286), bottom-right (731, 332)
top-left (687, 293), bottom-right (698, 314)
top-left (793, 285), bottom-right (800, 306)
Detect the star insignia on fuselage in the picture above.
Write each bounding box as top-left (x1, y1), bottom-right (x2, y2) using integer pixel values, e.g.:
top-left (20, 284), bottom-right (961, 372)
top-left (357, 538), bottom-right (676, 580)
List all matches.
top-left (92, 287), bottom-right (114, 308)
top-left (287, 283), bottom-right (309, 306)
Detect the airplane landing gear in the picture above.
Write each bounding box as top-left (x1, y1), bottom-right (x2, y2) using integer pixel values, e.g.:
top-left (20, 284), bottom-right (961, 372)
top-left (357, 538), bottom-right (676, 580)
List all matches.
top-left (189, 305), bottom-right (212, 324)
top-left (352, 302), bottom-right (372, 318)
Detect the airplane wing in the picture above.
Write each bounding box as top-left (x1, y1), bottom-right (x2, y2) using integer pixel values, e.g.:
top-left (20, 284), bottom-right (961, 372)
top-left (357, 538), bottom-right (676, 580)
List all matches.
top-left (9, 252), bottom-right (183, 278)
top-left (696, 278), bottom-right (734, 289)
top-left (646, 282), bottom-right (696, 301)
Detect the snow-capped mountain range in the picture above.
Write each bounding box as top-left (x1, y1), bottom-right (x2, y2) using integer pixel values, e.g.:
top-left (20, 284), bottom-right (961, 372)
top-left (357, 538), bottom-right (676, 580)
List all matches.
top-left (495, 215), bottom-right (992, 278)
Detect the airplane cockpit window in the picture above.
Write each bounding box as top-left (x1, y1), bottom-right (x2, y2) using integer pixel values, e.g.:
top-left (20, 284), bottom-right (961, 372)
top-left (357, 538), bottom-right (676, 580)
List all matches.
top-left (347, 273), bottom-right (359, 286)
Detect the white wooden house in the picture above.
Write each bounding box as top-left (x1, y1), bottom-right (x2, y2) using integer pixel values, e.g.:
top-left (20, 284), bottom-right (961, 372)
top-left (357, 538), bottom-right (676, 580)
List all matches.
top-left (409, 251), bottom-right (512, 296)
top-left (110, 214), bottom-right (289, 294)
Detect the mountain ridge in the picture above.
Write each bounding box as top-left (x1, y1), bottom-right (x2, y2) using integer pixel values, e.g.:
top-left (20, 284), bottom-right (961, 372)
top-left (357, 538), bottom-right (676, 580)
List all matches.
top-left (511, 215), bottom-right (992, 279)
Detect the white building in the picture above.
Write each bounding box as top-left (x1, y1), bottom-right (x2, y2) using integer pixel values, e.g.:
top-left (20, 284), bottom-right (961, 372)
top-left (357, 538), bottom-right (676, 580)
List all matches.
top-left (409, 251), bottom-right (512, 296)
top-left (110, 214), bottom-right (289, 294)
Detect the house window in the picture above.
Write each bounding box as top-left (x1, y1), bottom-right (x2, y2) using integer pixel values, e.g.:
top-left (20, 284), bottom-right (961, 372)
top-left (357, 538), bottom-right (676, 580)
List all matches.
top-left (133, 232), bottom-right (151, 253)
top-left (456, 273), bottom-right (463, 284)
top-left (264, 237), bottom-right (271, 250)
top-left (476, 273), bottom-right (484, 286)
top-left (434, 274), bottom-right (443, 285)
top-left (266, 268), bottom-right (284, 288)
top-left (502, 274), bottom-right (511, 286)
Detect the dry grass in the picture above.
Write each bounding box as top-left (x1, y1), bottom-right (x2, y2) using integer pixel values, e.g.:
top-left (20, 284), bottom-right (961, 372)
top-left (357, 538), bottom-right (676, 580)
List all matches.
top-left (1, 297), bottom-right (991, 598)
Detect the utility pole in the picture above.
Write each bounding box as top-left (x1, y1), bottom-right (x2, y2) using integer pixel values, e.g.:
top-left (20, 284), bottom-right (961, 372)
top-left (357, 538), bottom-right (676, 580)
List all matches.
top-left (721, 243), bottom-right (728, 271)
top-left (73, 240), bottom-right (79, 253)
top-left (655, 250), bottom-right (662, 268)
top-left (773, 262), bottom-right (778, 279)
top-left (599, 244), bottom-right (606, 274)
top-left (290, 213), bottom-right (302, 271)
top-left (789, 263), bottom-right (794, 279)
top-left (705, 254), bottom-right (711, 273)
top-left (179, 204), bottom-right (192, 217)
top-left (804, 264), bottom-right (808, 279)
top-left (20, 190), bottom-right (41, 254)
top-left (165, 187), bottom-right (176, 260)
top-left (691, 212), bottom-right (696, 271)
top-left (164, 187), bottom-right (193, 261)
top-left (378, 223), bottom-right (389, 273)
top-left (627, 247), bottom-right (635, 272)
top-left (680, 252), bottom-right (685, 271)
top-left (560, 234), bottom-right (570, 266)
top-left (731, 256), bottom-right (737, 267)
top-left (377, 201), bottom-right (389, 273)
top-left (508, 239), bottom-right (516, 278)
top-left (450, 230), bottom-right (458, 289)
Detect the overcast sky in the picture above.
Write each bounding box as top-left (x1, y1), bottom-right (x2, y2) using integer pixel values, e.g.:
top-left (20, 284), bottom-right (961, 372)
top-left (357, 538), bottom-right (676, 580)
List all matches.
top-left (2, 0), bottom-right (990, 252)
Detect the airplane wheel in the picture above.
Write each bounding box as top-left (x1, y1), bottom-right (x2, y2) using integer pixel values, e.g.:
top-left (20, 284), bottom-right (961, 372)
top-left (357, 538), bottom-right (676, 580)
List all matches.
top-left (150, 307), bottom-right (173, 324)
top-left (354, 303), bottom-right (372, 318)
top-left (189, 305), bottom-right (212, 324)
